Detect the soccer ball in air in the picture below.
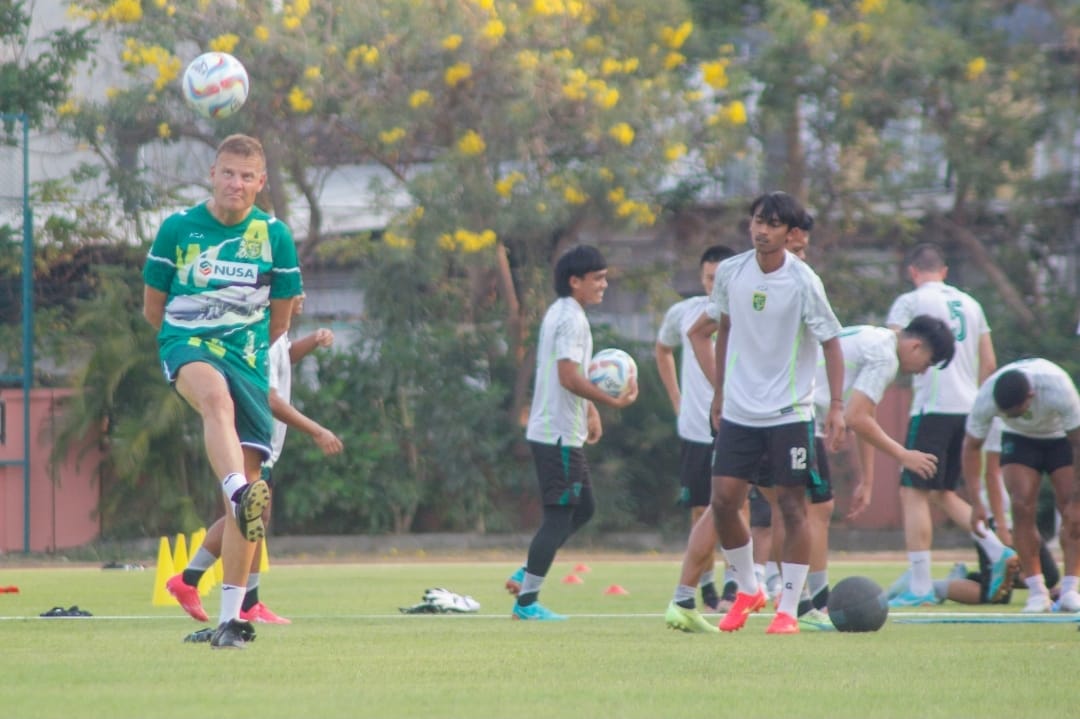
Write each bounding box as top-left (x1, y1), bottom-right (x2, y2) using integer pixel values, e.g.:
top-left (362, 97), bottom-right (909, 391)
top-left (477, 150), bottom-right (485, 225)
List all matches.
top-left (588, 348), bottom-right (637, 398)
top-left (182, 52), bottom-right (249, 119)
top-left (827, 576), bottom-right (889, 632)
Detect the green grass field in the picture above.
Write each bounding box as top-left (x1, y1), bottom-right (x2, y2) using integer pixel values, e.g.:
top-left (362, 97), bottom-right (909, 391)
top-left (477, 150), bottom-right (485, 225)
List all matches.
top-left (0, 556), bottom-right (1075, 719)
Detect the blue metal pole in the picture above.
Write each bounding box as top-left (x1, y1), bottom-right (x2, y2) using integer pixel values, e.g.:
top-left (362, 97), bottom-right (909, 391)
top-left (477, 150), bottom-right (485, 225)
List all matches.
top-left (21, 113), bottom-right (32, 554)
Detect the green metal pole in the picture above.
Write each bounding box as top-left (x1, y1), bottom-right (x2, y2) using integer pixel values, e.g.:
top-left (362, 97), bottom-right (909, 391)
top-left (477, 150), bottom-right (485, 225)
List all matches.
top-left (21, 114), bottom-right (32, 554)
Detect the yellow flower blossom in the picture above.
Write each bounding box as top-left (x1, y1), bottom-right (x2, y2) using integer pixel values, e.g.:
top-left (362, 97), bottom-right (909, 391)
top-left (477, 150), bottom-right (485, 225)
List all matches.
top-left (445, 62), bottom-right (472, 87)
top-left (283, 15), bottom-right (301, 30)
top-left (536, 202), bottom-right (548, 213)
top-left (660, 20), bottom-right (693, 50)
top-left (593, 86), bottom-right (619, 110)
top-left (531, 0), bottom-right (565, 16)
top-left (409, 90), bottom-right (432, 108)
top-left (608, 122), bottom-right (635, 146)
top-left (442, 34), bottom-right (463, 50)
top-left (379, 127), bottom-right (406, 144)
top-left (287, 86), bottom-right (314, 113)
top-left (600, 58), bottom-right (622, 76)
top-left (103, 0), bottom-right (142, 23)
top-left (563, 186), bottom-right (588, 205)
top-left (495, 171), bottom-right (526, 198)
top-left (607, 187), bottom-right (625, 203)
top-left (457, 130), bottom-right (486, 155)
top-left (157, 122), bottom-right (171, 139)
top-left (623, 57), bottom-right (639, 73)
top-left (482, 19), bottom-right (505, 41)
top-left (304, 66), bottom-right (321, 80)
top-left (105, 87), bottom-right (120, 99)
top-left (254, 25), bottom-right (270, 42)
top-left (470, 0), bottom-right (495, 11)
top-left (442, 229), bottom-right (497, 252)
top-left (562, 68), bottom-right (589, 101)
top-left (552, 48), bottom-right (574, 62)
top-left (812, 10), bottom-right (829, 29)
top-left (438, 233), bottom-right (456, 251)
top-left (701, 60), bottom-right (729, 90)
top-left (966, 57), bottom-right (986, 80)
top-left (664, 52), bottom-right (686, 70)
top-left (582, 36), bottom-right (604, 55)
top-left (290, 0), bottom-right (311, 19)
top-left (598, 167), bottom-right (614, 182)
top-left (858, 0), bottom-right (886, 14)
top-left (517, 50), bottom-right (539, 70)
top-left (840, 92), bottom-right (854, 109)
top-left (383, 232), bottom-right (414, 249)
top-left (664, 143), bottom-right (687, 162)
top-left (209, 34), bottom-right (239, 54)
top-left (684, 90), bottom-right (703, 102)
top-left (723, 100), bottom-right (747, 125)
top-left (56, 99), bottom-right (78, 116)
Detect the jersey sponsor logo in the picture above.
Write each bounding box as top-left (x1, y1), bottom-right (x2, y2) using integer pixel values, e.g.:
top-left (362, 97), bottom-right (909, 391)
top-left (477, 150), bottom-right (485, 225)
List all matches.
top-left (197, 258), bottom-right (258, 284)
top-left (752, 291), bottom-right (766, 311)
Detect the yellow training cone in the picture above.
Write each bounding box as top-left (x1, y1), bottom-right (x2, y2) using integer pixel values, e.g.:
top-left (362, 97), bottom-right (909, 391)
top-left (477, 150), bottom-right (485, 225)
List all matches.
top-left (258, 539), bottom-right (270, 573)
top-left (151, 536), bottom-right (177, 606)
top-left (172, 532), bottom-right (189, 574)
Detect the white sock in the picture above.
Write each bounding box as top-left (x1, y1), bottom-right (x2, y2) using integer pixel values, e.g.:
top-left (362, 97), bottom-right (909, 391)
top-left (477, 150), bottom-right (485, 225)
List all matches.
top-left (721, 541), bottom-right (758, 594)
top-left (1025, 574), bottom-right (1049, 597)
top-left (970, 522), bottom-right (1005, 563)
top-left (764, 560), bottom-right (780, 581)
top-left (909, 551), bottom-right (933, 595)
top-left (219, 583), bottom-right (245, 624)
top-left (221, 472), bottom-right (247, 502)
top-left (674, 584), bottom-right (696, 604)
top-left (1060, 576), bottom-right (1079, 595)
top-left (247, 572), bottom-right (260, 591)
top-left (778, 563), bottom-right (809, 617)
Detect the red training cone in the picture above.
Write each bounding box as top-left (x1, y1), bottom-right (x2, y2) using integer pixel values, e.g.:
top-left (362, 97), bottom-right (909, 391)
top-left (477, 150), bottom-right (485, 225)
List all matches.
top-left (573, 563), bottom-right (592, 573)
top-left (562, 573), bottom-right (584, 584)
top-left (604, 584), bottom-right (629, 595)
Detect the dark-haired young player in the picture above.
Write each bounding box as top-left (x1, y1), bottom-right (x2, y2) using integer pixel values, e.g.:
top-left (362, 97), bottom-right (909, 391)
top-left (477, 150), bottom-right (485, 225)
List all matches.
top-left (507, 245), bottom-right (638, 621)
top-left (962, 358), bottom-right (1080, 613)
top-left (655, 244), bottom-right (737, 617)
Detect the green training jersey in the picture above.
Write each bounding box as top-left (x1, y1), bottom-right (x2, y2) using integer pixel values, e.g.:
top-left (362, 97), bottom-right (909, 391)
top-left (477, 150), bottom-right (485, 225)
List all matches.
top-left (142, 202), bottom-right (302, 387)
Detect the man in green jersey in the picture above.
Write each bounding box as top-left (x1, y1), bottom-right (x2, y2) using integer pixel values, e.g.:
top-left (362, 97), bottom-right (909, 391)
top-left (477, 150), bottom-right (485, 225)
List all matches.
top-left (142, 134), bottom-right (303, 649)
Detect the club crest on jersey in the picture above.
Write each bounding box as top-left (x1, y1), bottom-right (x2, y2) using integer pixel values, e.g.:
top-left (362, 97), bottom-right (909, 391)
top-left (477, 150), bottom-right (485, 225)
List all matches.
top-left (752, 291), bottom-right (767, 311)
top-left (197, 258), bottom-right (258, 284)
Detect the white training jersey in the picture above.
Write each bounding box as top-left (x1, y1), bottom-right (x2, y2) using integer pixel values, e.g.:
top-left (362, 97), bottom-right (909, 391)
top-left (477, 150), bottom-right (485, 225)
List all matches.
top-left (526, 296), bottom-right (593, 447)
top-left (656, 295), bottom-right (714, 444)
top-left (966, 358), bottom-right (1080, 441)
top-left (886, 280), bottom-right (990, 416)
top-left (707, 250), bottom-right (842, 428)
top-left (983, 416), bottom-right (1004, 453)
top-left (813, 326), bottom-right (899, 434)
top-left (266, 335), bottom-right (292, 466)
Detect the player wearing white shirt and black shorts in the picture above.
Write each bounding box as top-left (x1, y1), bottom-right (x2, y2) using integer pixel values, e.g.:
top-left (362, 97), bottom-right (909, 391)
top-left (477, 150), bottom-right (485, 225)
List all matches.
top-left (690, 191), bottom-right (846, 635)
top-left (963, 357), bottom-right (1080, 613)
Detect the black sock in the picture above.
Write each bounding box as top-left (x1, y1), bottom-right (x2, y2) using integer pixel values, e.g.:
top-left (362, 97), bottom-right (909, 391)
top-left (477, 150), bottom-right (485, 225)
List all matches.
top-left (517, 591), bottom-right (538, 607)
top-left (812, 585), bottom-right (829, 611)
top-left (676, 598), bottom-right (696, 610)
top-left (181, 569), bottom-right (205, 587)
top-left (241, 587), bottom-right (259, 612)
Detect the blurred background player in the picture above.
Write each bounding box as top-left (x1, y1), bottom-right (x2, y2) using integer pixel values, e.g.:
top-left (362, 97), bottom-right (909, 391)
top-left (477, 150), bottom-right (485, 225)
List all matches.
top-left (655, 244), bottom-right (736, 613)
top-left (885, 242), bottom-right (1016, 608)
top-left (962, 358), bottom-right (1080, 613)
top-left (506, 245), bottom-right (638, 621)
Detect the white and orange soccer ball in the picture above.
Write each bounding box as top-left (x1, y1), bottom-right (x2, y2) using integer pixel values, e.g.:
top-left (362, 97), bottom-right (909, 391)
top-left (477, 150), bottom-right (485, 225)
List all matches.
top-left (587, 348), bottom-right (637, 398)
top-left (181, 51), bottom-right (249, 120)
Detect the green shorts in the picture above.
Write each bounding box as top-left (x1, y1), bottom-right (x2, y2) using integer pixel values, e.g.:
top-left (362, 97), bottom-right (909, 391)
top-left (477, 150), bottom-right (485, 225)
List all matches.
top-left (160, 339), bottom-right (272, 461)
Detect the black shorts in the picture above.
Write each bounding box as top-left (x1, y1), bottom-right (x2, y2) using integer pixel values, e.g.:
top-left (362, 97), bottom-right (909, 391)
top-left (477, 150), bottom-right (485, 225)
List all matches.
top-left (747, 438), bottom-right (832, 528)
top-left (900, 413), bottom-right (965, 491)
top-left (529, 440), bottom-right (591, 507)
top-left (679, 440), bottom-right (713, 508)
top-left (711, 419), bottom-right (818, 489)
top-left (1000, 433), bottom-right (1073, 475)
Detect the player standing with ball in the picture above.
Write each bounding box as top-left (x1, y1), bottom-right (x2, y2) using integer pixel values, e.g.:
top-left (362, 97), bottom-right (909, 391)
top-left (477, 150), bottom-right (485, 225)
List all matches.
top-left (143, 134), bottom-right (303, 649)
top-left (506, 245), bottom-right (638, 621)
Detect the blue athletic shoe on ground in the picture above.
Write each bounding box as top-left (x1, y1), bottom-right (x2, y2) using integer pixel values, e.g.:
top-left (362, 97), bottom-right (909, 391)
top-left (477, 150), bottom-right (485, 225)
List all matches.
top-left (511, 601), bottom-right (567, 621)
top-left (988, 547), bottom-right (1020, 603)
top-left (505, 566), bottom-right (525, 595)
top-left (886, 569), bottom-right (911, 600)
top-left (887, 589), bottom-right (939, 608)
